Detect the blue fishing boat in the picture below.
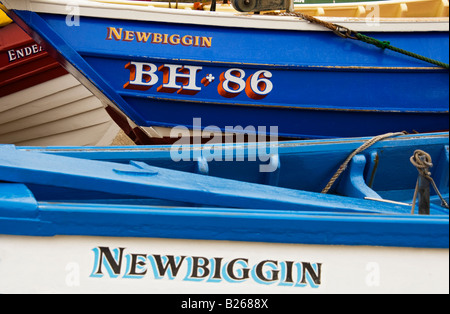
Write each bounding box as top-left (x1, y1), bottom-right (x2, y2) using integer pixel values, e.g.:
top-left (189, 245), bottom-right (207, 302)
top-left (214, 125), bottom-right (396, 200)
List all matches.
top-left (1, 0), bottom-right (448, 144)
top-left (0, 132), bottom-right (448, 293)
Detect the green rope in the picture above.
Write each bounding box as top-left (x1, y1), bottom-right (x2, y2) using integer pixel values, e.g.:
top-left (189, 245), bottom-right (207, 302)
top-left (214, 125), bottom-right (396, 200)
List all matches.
top-left (355, 33), bottom-right (449, 70)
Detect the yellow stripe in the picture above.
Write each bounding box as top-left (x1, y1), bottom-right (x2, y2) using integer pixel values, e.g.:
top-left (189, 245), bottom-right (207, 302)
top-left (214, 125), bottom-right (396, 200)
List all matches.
top-left (0, 5), bottom-right (13, 28)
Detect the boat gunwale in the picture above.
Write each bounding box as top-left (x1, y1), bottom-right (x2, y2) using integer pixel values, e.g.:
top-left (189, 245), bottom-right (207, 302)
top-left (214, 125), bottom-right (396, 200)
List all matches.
top-left (0, 198), bottom-right (447, 248)
top-left (2, 0), bottom-right (449, 32)
top-left (18, 131), bottom-right (449, 154)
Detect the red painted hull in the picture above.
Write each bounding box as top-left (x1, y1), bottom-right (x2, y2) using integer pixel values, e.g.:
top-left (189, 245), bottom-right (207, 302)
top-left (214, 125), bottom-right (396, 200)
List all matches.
top-left (0, 23), bottom-right (67, 98)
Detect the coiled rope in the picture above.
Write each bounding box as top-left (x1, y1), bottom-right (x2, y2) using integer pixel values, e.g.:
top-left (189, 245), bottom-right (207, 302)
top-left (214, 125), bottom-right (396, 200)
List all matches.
top-left (410, 149), bottom-right (449, 214)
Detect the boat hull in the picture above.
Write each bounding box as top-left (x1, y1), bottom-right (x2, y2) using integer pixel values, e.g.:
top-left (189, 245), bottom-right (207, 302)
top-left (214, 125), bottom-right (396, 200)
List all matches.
top-left (2, 1), bottom-right (448, 142)
top-left (0, 132), bottom-right (448, 293)
top-left (0, 22), bottom-right (66, 97)
top-left (0, 234), bottom-right (448, 294)
top-left (73, 1), bottom-right (450, 19)
top-left (0, 21), bottom-right (121, 146)
top-left (0, 74), bottom-right (122, 146)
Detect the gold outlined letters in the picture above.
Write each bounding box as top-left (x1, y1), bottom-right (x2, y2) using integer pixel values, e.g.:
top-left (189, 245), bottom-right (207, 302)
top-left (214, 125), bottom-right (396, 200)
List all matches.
top-left (106, 27), bottom-right (212, 48)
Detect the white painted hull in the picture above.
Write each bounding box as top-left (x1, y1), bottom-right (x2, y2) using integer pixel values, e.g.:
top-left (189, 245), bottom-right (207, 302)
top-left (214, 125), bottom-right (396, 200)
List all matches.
top-left (0, 235), bottom-right (448, 294)
top-left (0, 74), bottom-right (121, 146)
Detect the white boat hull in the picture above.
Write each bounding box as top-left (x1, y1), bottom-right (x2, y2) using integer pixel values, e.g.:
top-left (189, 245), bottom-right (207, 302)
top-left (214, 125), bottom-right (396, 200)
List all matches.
top-left (0, 235), bottom-right (447, 294)
top-left (0, 74), bottom-right (121, 146)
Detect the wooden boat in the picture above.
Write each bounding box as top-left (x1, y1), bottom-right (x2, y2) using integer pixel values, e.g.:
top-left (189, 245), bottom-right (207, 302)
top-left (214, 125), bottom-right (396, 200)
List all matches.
top-left (289, 0), bottom-right (450, 17)
top-left (0, 10), bottom-right (121, 146)
top-left (0, 132), bottom-right (448, 293)
top-left (2, 0), bottom-right (448, 145)
top-left (98, 0), bottom-right (450, 18)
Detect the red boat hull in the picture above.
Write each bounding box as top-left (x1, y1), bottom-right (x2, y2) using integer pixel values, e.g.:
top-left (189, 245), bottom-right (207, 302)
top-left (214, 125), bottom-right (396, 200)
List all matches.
top-left (0, 23), bottom-right (67, 98)
top-left (0, 22), bottom-right (122, 146)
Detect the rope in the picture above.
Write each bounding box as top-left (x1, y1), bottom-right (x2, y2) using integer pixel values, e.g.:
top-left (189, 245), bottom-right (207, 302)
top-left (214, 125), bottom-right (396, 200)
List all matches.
top-left (274, 11), bottom-right (449, 70)
top-left (410, 150), bottom-right (449, 213)
top-left (356, 34), bottom-right (450, 69)
top-left (321, 132), bottom-right (406, 194)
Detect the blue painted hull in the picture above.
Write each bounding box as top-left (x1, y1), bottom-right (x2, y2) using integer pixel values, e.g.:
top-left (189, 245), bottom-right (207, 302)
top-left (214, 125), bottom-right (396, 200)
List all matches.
top-left (0, 132), bottom-right (448, 293)
top-left (0, 132), bottom-right (448, 248)
top-left (2, 2), bottom-right (448, 140)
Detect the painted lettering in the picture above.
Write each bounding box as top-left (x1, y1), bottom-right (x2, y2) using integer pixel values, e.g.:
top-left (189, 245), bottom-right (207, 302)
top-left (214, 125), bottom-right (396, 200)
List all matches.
top-left (157, 64), bottom-right (202, 95)
top-left (152, 33), bottom-right (163, 44)
top-left (225, 258), bottom-right (250, 282)
top-left (105, 27), bottom-right (212, 48)
top-left (126, 254), bottom-right (148, 276)
top-left (254, 260), bottom-right (280, 283)
top-left (124, 30), bottom-right (135, 42)
top-left (218, 69), bottom-right (246, 98)
top-left (7, 44), bottom-right (44, 62)
top-left (194, 36), bottom-right (202, 47)
top-left (123, 61), bottom-right (274, 100)
top-left (245, 70), bottom-right (273, 100)
top-left (188, 256), bottom-right (211, 280)
top-left (135, 31), bottom-right (152, 43)
top-left (300, 262), bottom-right (322, 286)
top-left (201, 37), bottom-right (212, 48)
top-left (32, 44), bottom-right (40, 54)
top-left (169, 34), bottom-right (181, 45)
top-left (148, 255), bottom-right (186, 279)
top-left (123, 61), bottom-right (159, 90)
top-left (91, 247), bottom-right (125, 278)
top-left (181, 35), bottom-right (193, 46)
top-left (7, 50), bottom-right (16, 62)
top-left (106, 27), bottom-right (123, 41)
top-left (162, 33), bottom-right (169, 45)
top-left (90, 247), bottom-right (323, 289)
